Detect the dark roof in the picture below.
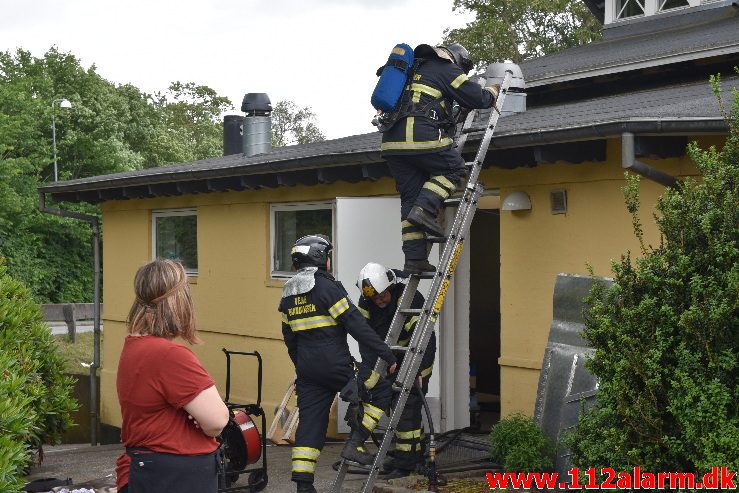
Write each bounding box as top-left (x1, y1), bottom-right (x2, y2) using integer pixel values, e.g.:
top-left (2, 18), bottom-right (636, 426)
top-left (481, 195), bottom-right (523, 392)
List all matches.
top-left (522, 2), bottom-right (739, 87)
top-left (40, 76), bottom-right (736, 203)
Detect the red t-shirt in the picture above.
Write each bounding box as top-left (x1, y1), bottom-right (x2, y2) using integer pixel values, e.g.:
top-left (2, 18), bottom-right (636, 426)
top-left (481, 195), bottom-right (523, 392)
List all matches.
top-left (115, 336), bottom-right (219, 489)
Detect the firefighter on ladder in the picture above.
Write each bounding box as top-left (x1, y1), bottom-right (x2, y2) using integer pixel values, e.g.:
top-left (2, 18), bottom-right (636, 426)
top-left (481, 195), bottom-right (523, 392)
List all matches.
top-left (380, 43), bottom-right (499, 274)
top-left (356, 262), bottom-right (437, 479)
top-left (279, 235), bottom-right (398, 493)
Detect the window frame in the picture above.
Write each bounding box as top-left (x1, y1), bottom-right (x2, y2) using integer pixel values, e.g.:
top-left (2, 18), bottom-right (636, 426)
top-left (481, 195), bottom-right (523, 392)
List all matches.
top-left (269, 201), bottom-right (335, 279)
top-left (151, 208), bottom-right (199, 276)
top-left (607, 0), bottom-right (699, 23)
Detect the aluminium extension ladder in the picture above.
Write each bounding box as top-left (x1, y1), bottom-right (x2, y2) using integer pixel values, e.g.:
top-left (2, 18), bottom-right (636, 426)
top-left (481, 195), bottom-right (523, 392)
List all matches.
top-left (330, 70), bottom-right (514, 493)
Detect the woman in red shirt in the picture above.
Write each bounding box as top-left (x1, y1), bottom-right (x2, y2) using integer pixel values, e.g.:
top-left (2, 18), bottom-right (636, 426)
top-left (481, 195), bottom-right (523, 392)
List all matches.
top-left (116, 259), bottom-right (229, 493)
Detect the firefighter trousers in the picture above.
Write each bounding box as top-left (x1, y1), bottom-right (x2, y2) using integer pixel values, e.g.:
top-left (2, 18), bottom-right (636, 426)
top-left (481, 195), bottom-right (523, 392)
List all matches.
top-left (291, 342), bottom-right (392, 484)
top-left (387, 370), bottom-right (432, 471)
top-left (385, 148), bottom-right (466, 260)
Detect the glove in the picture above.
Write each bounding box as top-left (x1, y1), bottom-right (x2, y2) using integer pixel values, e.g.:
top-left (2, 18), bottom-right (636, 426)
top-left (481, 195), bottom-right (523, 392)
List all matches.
top-left (484, 84), bottom-right (501, 99)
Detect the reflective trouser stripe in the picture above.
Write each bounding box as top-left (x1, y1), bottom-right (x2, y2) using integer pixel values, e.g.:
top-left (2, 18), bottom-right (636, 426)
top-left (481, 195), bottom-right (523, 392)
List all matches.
top-left (402, 220), bottom-right (426, 242)
top-left (364, 370), bottom-right (380, 390)
top-left (422, 181), bottom-right (450, 199)
top-left (396, 429), bottom-right (421, 439)
top-left (292, 446), bottom-right (320, 474)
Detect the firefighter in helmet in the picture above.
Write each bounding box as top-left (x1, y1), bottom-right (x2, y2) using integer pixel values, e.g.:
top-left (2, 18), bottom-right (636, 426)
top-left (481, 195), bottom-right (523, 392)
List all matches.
top-left (356, 262), bottom-right (436, 478)
top-left (380, 43), bottom-right (500, 273)
top-left (279, 235), bottom-right (398, 493)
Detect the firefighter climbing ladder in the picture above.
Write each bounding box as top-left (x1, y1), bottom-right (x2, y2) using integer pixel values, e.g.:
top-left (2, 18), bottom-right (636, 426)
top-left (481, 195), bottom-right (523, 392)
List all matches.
top-left (330, 69), bottom-right (514, 493)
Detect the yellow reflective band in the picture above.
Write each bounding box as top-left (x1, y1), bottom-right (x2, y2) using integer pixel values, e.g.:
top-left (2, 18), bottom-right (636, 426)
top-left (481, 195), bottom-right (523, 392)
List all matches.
top-left (381, 137), bottom-right (454, 151)
top-left (405, 116), bottom-right (414, 142)
top-left (397, 337), bottom-right (410, 346)
top-left (410, 83), bottom-right (442, 98)
top-left (328, 297), bottom-right (350, 319)
top-left (401, 220), bottom-right (413, 228)
top-left (420, 365), bottom-right (433, 378)
top-left (361, 416), bottom-right (378, 431)
top-left (412, 90), bottom-right (421, 103)
top-left (431, 175), bottom-right (455, 191)
top-left (423, 181), bottom-right (450, 199)
top-left (292, 460), bottom-right (317, 473)
top-left (292, 447), bottom-right (320, 460)
top-left (403, 316), bottom-right (419, 331)
top-left (281, 313), bottom-right (288, 323)
top-left (358, 306), bottom-right (370, 319)
top-left (395, 443), bottom-right (413, 451)
top-left (396, 429), bottom-right (422, 439)
top-left (402, 232), bottom-right (426, 242)
top-left (289, 315), bottom-right (337, 332)
top-left (363, 403), bottom-right (384, 420)
top-left (451, 74), bottom-right (468, 89)
top-left (364, 370), bottom-right (380, 389)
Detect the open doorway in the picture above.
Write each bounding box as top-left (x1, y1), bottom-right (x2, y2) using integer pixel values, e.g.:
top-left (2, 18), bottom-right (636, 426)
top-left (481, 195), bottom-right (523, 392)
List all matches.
top-left (469, 207), bottom-right (501, 431)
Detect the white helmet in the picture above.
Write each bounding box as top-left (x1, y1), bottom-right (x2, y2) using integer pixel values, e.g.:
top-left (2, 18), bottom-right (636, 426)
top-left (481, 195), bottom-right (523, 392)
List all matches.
top-left (357, 262), bottom-right (396, 298)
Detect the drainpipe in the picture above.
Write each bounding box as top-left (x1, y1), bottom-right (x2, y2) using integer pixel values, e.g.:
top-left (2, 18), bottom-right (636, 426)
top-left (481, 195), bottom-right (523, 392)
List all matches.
top-left (38, 191), bottom-right (101, 446)
top-left (621, 132), bottom-right (679, 188)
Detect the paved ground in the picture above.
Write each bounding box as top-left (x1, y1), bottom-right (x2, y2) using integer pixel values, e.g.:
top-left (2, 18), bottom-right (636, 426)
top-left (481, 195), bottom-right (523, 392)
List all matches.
top-left (26, 442), bottom-right (379, 492)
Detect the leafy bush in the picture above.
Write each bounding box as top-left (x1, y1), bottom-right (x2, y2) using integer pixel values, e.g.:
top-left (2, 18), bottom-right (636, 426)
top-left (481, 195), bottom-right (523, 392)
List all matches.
top-left (489, 413), bottom-right (555, 473)
top-left (0, 259), bottom-right (77, 492)
top-left (566, 76), bottom-right (739, 475)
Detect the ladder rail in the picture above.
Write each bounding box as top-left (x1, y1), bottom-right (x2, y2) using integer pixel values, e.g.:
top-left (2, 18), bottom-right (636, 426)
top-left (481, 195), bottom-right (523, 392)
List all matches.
top-left (330, 70), bottom-right (513, 493)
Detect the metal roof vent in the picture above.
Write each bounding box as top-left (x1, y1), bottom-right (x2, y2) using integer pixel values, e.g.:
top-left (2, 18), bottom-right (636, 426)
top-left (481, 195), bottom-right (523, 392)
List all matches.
top-left (550, 189), bottom-right (567, 214)
top-left (241, 93), bottom-right (272, 157)
top-left (483, 62), bottom-right (526, 116)
top-left (223, 115), bottom-right (244, 156)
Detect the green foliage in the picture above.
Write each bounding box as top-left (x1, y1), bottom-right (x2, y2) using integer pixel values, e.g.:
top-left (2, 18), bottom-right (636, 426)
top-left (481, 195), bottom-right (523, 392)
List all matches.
top-left (271, 100), bottom-right (326, 147)
top-left (443, 0), bottom-right (602, 66)
top-left (489, 413), bottom-right (555, 472)
top-left (566, 77), bottom-right (739, 475)
top-left (0, 47), bottom-right (234, 302)
top-left (0, 259), bottom-right (77, 491)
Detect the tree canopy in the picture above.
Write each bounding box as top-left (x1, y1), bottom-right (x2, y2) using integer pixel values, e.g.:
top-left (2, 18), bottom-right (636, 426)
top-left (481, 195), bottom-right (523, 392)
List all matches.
top-left (443, 0), bottom-right (602, 66)
top-left (0, 47), bottom-right (327, 303)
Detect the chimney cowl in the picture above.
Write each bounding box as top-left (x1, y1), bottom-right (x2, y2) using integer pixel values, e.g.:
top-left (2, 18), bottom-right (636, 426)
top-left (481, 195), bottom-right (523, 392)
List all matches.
top-left (241, 93), bottom-right (272, 116)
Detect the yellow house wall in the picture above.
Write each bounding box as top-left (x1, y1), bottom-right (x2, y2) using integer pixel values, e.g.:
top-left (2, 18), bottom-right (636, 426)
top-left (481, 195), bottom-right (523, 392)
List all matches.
top-left (100, 178), bottom-right (398, 437)
top-left (483, 136), bottom-right (723, 416)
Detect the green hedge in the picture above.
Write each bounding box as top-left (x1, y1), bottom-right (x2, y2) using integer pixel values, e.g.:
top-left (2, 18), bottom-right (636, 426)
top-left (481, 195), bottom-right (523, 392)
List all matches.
top-left (489, 413), bottom-right (555, 473)
top-left (0, 259), bottom-right (77, 492)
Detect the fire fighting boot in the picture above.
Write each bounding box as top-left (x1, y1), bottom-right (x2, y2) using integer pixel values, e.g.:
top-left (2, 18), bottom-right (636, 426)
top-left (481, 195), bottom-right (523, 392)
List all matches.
top-left (407, 206), bottom-right (445, 238)
top-left (382, 468), bottom-right (413, 480)
top-left (296, 481), bottom-right (317, 493)
top-left (404, 259), bottom-right (436, 274)
top-left (341, 428), bottom-right (374, 465)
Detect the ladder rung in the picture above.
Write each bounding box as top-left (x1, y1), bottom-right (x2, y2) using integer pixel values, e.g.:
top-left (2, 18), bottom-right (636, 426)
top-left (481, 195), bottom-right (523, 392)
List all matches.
top-left (462, 126), bottom-right (486, 134)
top-left (399, 308), bottom-right (423, 315)
top-left (390, 345), bottom-right (409, 352)
top-left (410, 272), bottom-right (436, 279)
top-left (427, 236), bottom-right (447, 243)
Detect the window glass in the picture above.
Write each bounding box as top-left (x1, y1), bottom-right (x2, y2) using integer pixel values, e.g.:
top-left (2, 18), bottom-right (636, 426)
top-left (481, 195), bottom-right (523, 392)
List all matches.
top-left (154, 212), bottom-right (198, 273)
top-left (616, 0), bottom-right (645, 18)
top-left (659, 0), bottom-right (689, 10)
top-left (273, 205), bottom-right (332, 275)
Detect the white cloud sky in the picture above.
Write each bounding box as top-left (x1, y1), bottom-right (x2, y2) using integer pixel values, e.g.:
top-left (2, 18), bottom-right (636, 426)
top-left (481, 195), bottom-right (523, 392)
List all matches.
top-left (0, 0), bottom-right (474, 140)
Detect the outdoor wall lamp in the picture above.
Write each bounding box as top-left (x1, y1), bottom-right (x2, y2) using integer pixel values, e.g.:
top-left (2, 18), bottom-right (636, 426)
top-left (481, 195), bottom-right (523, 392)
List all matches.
top-left (51, 98), bottom-right (72, 182)
top-left (501, 191), bottom-right (532, 211)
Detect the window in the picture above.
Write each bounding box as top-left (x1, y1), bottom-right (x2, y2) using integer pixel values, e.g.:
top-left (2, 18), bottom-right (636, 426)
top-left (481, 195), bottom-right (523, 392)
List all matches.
top-left (658, 0), bottom-right (689, 10)
top-left (616, 0), bottom-right (645, 18)
top-left (271, 202), bottom-right (334, 277)
top-left (152, 209), bottom-right (198, 275)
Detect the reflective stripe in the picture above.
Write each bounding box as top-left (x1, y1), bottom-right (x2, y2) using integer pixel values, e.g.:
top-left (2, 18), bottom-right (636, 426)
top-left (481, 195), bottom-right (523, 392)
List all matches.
top-left (423, 181), bottom-right (450, 198)
top-left (395, 443), bottom-right (413, 452)
top-left (405, 116), bottom-right (414, 142)
top-left (432, 175), bottom-right (455, 191)
top-left (420, 365), bottom-right (433, 378)
top-left (450, 74), bottom-right (468, 89)
top-left (403, 316), bottom-right (419, 331)
top-left (292, 460), bottom-right (316, 473)
top-left (358, 306), bottom-right (370, 319)
top-left (289, 315), bottom-right (337, 332)
top-left (410, 83), bottom-right (442, 98)
top-left (364, 370), bottom-right (380, 390)
top-left (412, 90), bottom-right (421, 103)
top-left (401, 220), bottom-right (413, 228)
top-left (292, 447), bottom-right (320, 460)
top-left (364, 403), bottom-right (384, 420)
top-left (381, 137), bottom-right (454, 151)
top-left (402, 232), bottom-right (426, 241)
top-left (328, 297), bottom-right (350, 319)
top-left (397, 337), bottom-right (410, 346)
top-left (281, 313), bottom-right (288, 323)
top-left (396, 429), bottom-right (422, 439)
top-left (361, 416), bottom-right (378, 431)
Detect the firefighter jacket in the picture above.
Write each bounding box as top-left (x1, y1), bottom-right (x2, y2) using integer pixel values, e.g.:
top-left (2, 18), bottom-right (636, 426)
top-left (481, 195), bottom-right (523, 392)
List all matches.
top-left (357, 281), bottom-right (435, 378)
top-left (279, 270), bottom-right (396, 370)
top-left (380, 58), bottom-right (496, 156)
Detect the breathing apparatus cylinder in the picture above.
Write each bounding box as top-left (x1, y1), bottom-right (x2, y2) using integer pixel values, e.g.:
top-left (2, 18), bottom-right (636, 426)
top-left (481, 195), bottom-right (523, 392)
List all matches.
top-left (371, 43), bottom-right (414, 112)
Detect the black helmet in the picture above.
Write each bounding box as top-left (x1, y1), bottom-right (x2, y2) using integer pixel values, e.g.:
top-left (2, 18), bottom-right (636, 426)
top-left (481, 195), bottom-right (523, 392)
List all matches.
top-left (291, 234), bottom-right (332, 269)
top-left (443, 43), bottom-right (474, 73)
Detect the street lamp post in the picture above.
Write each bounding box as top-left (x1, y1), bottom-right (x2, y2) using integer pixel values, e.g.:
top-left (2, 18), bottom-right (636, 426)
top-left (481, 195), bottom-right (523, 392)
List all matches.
top-left (51, 98), bottom-right (72, 182)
